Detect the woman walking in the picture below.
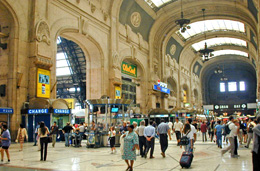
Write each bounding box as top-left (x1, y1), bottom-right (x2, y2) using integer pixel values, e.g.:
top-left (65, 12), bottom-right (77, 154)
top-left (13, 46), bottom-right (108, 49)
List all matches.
top-left (38, 122), bottom-right (49, 161)
top-left (181, 123), bottom-right (193, 152)
top-left (108, 126), bottom-right (116, 154)
top-left (0, 124), bottom-right (11, 162)
top-left (122, 125), bottom-right (139, 171)
top-left (16, 124), bottom-right (28, 151)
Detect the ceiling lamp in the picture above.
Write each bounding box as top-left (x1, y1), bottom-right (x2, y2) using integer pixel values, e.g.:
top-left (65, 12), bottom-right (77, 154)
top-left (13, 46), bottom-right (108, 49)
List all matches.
top-left (175, 0), bottom-right (191, 33)
top-left (199, 9), bottom-right (214, 61)
top-left (214, 65), bottom-right (223, 74)
top-left (220, 65), bottom-right (228, 81)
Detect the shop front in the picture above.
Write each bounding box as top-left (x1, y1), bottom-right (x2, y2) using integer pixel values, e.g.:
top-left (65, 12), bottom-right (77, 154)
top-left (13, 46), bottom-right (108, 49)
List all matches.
top-left (0, 108), bottom-right (13, 130)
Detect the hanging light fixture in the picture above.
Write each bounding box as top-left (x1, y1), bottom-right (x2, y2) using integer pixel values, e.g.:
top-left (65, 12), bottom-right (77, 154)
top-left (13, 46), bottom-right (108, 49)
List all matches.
top-left (175, 0), bottom-right (191, 33)
top-left (220, 65), bottom-right (228, 81)
top-left (214, 65), bottom-right (223, 74)
top-left (199, 9), bottom-right (214, 61)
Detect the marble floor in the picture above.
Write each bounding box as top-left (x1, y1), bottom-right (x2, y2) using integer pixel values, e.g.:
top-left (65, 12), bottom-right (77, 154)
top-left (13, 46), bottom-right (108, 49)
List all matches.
top-left (0, 137), bottom-right (253, 171)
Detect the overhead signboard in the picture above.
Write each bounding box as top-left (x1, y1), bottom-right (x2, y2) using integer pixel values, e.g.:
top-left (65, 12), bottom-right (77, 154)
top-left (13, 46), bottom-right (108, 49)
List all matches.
top-left (214, 104), bottom-right (247, 110)
top-left (53, 109), bottom-right (70, 114)
top-left (28, 109), bottom-right (49, 114)
top-left (121, 61), bottom-right (137, 77)
top-left (37, 68), bottom-right (51, 98)
top-left (0, 108), bottom-right (13, 114)
top-left (153, 80), bottom-right (170, 94)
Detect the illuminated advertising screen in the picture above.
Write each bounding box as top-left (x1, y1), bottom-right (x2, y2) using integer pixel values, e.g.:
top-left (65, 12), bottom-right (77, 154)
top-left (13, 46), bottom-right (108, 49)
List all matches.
top-left (37, 68), bottom-right (51, 98)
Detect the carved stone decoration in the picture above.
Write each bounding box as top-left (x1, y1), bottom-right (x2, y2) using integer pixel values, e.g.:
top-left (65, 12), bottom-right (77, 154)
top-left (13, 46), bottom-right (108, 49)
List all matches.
top-left (34, 55), bottom-right (53, 69)
top-left (91, 4), bottom-right (96, 13)
top-left (36, 20), bottom-right (51, 45)
top-left (131, 12), bottom-right (141, 28)
top-left (137, 33), bottom-right (143, 49)
top-left (80, 18), bottom-right (89, 36)
top-left (170, 44), bottom-right (176, 55)
top-left (104, 12), bottom-right (108, 21)
top-left (125, 24), bottom-right (132, 42)
top-left (112, 51), bottom-right (120, 70)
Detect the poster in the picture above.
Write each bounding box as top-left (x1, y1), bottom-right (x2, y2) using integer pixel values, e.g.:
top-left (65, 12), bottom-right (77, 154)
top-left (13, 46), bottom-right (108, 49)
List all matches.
top-left (115, 86), bottom-right (121, 99)
top-left (121, 61), bottom-right (137, 78)
top-left (64, 98), bottom-right (75, 109)
top-left (37, 68), bottom-right (51, 98)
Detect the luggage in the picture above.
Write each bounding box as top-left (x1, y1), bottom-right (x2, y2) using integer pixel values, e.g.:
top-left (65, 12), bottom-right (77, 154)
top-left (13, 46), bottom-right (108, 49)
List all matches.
top-left (180, 151), bottom-right (193, 168)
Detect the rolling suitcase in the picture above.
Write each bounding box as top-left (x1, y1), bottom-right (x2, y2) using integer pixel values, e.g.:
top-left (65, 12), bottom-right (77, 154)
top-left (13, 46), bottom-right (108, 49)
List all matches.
top-left (180, 151), bottom-right (193, 168)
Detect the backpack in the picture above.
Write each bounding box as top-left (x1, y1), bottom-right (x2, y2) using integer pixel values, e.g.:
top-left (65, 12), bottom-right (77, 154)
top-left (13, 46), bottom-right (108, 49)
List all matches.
top-left (179, 131), bottom-right (190, 145)
top-left (224, 123), bottom-right (231, 135)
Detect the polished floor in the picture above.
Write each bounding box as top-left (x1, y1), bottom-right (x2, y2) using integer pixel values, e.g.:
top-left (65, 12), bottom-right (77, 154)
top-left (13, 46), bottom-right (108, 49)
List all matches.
top-left (0, 135), bottom-right (253, 171)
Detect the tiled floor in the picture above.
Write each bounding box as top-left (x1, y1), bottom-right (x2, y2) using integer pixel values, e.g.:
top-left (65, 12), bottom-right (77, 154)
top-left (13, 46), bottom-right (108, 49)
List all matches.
top-left (0, 137), bottom-right (253, 171)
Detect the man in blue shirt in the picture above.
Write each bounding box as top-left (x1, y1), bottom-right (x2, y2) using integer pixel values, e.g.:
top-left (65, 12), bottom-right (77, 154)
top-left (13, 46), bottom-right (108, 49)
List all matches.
top-left (144, 121), bottom-right (155, 159)
top-left (215, 120), bottom-right (223, 148)
top-left (157, 119), bottom-right (172, 157)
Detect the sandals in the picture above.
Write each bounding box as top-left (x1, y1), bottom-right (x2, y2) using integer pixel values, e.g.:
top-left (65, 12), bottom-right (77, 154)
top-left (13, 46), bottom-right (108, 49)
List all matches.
top-left (126, 166), bottom-right (133, 171)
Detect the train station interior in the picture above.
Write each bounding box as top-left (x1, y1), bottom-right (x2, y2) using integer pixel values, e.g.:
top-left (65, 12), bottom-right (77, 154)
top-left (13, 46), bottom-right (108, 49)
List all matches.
top-left (0, 0), bottom-right (260, 170)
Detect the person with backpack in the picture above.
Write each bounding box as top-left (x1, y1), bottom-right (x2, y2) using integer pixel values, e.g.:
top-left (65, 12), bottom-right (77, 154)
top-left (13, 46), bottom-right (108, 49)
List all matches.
top-left (180, 123), bottom-right (193, 152)
top-left (245, 118), bottom-right (256, 148)
top-left (252, 116), bottom-right (260, 171)
top-left (221, 116), bottom-right (237, 158)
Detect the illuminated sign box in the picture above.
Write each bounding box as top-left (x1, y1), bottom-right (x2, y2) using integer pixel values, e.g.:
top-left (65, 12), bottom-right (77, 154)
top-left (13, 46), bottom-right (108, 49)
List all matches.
top-left (0, 108), bottom-right (13, 114)
top-left (53, 109), bottom-right (70, 114)
top-left (28, 109), bottom-right (49, 114)
top-left (37, 68), bottom-right (51, 98)
top-left (121, 62), bottom-right (137, 78)
top-left (153, 85), bottom-right (170, 94)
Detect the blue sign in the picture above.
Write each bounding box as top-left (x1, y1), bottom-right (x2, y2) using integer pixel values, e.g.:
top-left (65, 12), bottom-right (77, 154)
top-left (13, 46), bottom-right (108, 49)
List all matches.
top-left (0, 108), bottom-right (13, 114)
top-left (153, 85), bottom-right (170, 94)
top-left (53, 109), bottom-right (70, 114)
top-left (28, 109), bottom-right (49, 114)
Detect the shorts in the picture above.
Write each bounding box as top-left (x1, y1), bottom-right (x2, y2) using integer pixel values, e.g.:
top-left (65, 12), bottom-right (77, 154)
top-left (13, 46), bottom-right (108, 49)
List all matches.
top-left (2, 146), bottom-right (9, 150)
top-left (175, 131), bottom-right (181, 140)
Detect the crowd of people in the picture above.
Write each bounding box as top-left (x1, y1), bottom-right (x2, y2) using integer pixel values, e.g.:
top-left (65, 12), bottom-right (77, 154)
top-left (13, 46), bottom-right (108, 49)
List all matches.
top-left (1, 116), bottom-right (260, 170)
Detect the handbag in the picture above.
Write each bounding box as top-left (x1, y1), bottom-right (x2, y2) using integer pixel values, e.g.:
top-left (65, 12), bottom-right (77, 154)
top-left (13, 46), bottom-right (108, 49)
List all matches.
top-left (179, 131), bottom-right (190, 146)
top-left (48, 136), bottom-right (52, 143)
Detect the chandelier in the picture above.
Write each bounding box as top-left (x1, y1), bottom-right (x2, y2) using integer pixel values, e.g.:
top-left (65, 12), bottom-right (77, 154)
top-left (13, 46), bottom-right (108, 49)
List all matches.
top-left (175, 0), bottom-right (191, 33)
top-left (214, 65), bottom-right (223, 74)
top-left (199, 9), bottom-right (214, 61)
top-left (220, 65), bottom-right (228, 81)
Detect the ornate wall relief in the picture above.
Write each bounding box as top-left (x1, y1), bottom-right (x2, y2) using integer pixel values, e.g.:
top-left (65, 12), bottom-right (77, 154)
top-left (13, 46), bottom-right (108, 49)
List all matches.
top-left (112, 51), bottom-right (120, 70)
top-left (131, 12), bottom-right (141, 28)
top-left (170, 44), bottom-right (176, 55)
top-left (80, 18), bottom-right (89, 36)
top-left (36, 20), bottom-right (51, 45)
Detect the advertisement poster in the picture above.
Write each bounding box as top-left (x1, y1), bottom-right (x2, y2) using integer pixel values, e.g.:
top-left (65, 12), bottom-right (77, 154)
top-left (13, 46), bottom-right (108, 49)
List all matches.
top-left (121, 61), bottom-right (137, 78)
top-left (115, 86), bottom-right (121, 99)
top-left (37, 68), bottom-right (51, 98)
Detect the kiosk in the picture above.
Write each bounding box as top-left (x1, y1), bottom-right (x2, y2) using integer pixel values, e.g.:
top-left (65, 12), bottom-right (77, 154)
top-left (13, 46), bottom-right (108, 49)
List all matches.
top-left (85, 99), bottom-right (133, 148)
top-left (0, 107), bottom-right (13, 130)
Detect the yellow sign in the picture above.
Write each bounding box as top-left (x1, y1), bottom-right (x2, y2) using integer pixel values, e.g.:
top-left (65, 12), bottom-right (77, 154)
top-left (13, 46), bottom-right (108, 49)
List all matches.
top-left (115, 86), bottom-right (121, 99)
top-left (37, 68), bottom-right (51, 98)
top-left (64, 99), bottom-right (75, 109)
top-left (183, 90), bottom-right (187, 103)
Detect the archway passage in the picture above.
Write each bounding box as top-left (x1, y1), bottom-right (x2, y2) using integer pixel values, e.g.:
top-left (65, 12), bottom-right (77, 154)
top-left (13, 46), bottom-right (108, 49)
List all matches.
top-left (202, 58), bottom-right (256, 115)
top-left (56, 37), bottom-right (86, 108)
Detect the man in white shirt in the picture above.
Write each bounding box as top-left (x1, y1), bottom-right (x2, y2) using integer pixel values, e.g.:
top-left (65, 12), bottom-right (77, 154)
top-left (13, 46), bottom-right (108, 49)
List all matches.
top-left (173, 118), bottom-right (183, 145)
top-left (186, 119), bottom-right (197, 152)
top-left (221, 116), bottom-right (237, 158)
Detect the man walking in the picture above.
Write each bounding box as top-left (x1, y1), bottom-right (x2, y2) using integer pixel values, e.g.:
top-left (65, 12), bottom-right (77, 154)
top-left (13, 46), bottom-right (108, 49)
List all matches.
top-left (62, 122), bottom-right (73, 147)
top-left (50, 121), bottom-right (59, 147)
top-left (221, 116), bottom-right (237, 158)
top-left (157, 119), bottom-right (172, 158)
top-left (201, 121), bottom-right (207, 142)
top-left (187, 119), bottom-right (197, 152)
top-left (215, 120), bottom-right (223, 148)
top-left (173, 117), bottom-right (183, 145)
top-left (33, 122), bottom-right (40, 146)
top-left (144, 121), bottom-right (155, 159)
top-left (245, 118), bottom-right (256, 148)
top-left (136, 120), bottom-right (146, 157)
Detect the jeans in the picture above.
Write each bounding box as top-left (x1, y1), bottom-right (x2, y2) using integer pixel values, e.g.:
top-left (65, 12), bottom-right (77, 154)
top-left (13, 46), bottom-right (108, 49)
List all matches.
top-left (159, 134), bottom-right (168, 153)
top-left (184, 139), bottom-right (194, 152)
top-left (234, 136), bottom-right (238, 155)
top-left (216, 132), bottom-right (222, 147)
top-left (34, 133), bottom-right (38, 145)
top-left (202, 132), bottom-right (207, 142)
top-left (65, 133), bottom-right (70, 146)
top-left (40, 137), bottom-right (48, 160)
